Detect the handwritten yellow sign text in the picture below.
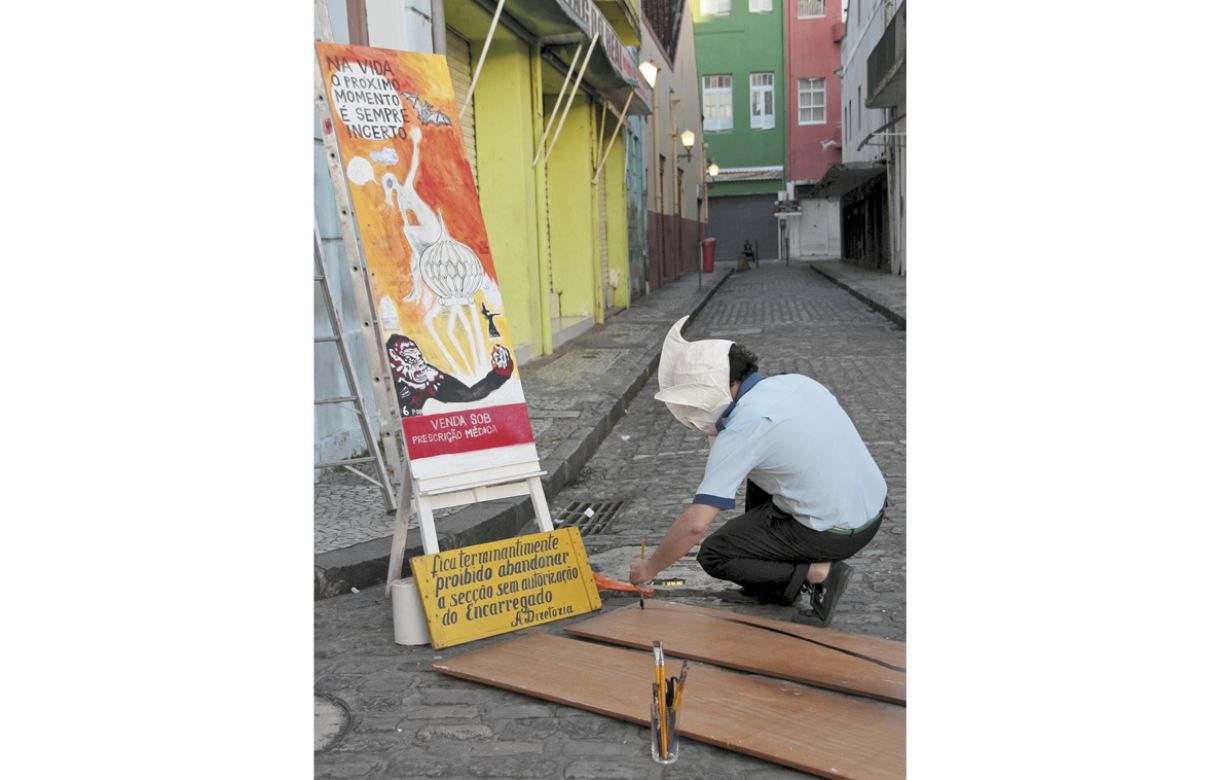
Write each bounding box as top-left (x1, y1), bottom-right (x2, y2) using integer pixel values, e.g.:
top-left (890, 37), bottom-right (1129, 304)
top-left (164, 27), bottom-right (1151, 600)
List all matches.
top-left (410, 527), bottom-right (602, 648)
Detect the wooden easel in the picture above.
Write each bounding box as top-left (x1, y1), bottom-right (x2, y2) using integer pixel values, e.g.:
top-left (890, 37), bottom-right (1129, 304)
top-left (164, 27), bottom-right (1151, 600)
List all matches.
top-left (384, 460), bottom-right (555, 597)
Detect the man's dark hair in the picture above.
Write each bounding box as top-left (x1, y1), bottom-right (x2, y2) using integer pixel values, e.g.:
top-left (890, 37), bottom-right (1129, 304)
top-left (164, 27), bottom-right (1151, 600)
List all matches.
top-left (728, 343), bottom-right (759, 385)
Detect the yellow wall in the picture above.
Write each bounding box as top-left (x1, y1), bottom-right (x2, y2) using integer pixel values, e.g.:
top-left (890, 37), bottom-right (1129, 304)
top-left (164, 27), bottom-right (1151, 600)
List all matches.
top-left (528, 46), bottom-right (553, 355)
top-left (447, 13), bottom-right (636, 352)
top-left (605, 132), bottom-right (630, 308)
top-left (473, 38), bottom-right (541, 356)
top-left (546, 93), bottom-right (596, 320)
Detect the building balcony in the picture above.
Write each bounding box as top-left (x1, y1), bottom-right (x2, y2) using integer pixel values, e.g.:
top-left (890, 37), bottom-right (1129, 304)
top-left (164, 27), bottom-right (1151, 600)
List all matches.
top-left (866, 0), bottom-right (905, 109)
top-left (594, 0), bottom-right (642, 45)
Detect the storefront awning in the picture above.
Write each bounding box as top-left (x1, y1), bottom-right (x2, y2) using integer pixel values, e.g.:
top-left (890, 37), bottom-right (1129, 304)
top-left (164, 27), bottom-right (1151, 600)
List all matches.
top-left (709, 166), bottom-right (784, 183)
top-left (803, 162), bottom-right (885, 198)
top-left (544, 44), bottom-right (650, 116)
top-left (478, 0), bottom-right (582, 39)
top-left (487, 0), bottom-right (648, 114)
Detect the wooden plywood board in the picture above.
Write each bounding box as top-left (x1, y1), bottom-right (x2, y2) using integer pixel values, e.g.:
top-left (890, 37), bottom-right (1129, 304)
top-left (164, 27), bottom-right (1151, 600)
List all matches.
top-left (642, 601), bottom-right (907, 670)
top-left (434, 634), bottom-right (905, 779)
top-left (564, 602), bottom-right (906, 705)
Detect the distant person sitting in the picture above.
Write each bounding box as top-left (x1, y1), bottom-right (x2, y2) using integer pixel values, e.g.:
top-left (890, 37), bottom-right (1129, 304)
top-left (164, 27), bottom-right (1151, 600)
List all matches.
top-left (736, 241), bottom-right (757, 272)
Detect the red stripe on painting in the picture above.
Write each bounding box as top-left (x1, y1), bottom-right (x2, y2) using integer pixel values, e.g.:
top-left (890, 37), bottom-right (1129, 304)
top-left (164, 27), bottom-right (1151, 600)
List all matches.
top-left (400, 403), bottom-right (534, 460)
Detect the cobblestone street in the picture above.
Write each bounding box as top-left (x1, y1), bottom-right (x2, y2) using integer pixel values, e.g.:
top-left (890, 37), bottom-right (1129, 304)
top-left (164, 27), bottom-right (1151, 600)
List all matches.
top-left (315, 262), bottom-right (906, 777)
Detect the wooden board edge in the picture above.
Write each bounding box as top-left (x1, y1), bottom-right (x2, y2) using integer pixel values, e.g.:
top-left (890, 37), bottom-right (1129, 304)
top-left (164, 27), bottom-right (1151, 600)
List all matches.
top-left (632, 601), bottom-right (907, 669)
top-left (432, 660), bottom-right (649, 727)
top-left (563, 625), bottom-right (906, 706)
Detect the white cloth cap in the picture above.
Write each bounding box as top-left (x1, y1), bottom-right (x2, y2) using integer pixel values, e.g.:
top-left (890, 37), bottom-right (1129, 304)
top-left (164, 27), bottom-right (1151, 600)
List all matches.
top-left (654, 316), bottom-right (733, 435)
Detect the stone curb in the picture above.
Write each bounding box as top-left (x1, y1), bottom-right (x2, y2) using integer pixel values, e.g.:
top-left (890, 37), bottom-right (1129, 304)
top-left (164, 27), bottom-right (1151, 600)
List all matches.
top-left (807, 263), bottom-right (906, 330)
top-left (315, 267), bottom-right (735, 599)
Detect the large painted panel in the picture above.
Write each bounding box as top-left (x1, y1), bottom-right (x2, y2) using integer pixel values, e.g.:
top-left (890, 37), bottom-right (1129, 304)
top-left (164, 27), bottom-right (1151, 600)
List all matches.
top-left (316, 44), bottom-right (538, 481)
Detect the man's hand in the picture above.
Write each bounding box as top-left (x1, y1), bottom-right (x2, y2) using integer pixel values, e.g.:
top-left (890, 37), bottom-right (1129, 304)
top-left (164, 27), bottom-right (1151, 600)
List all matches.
top-left (629, 557), bottom-right (654, 588)
top-left (628, 504), bottom-right (720, 588)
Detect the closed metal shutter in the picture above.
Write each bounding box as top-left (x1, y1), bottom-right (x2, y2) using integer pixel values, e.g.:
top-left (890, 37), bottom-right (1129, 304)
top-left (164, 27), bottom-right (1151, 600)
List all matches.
top-left (598, 170), bottom-right (609, 311)
top-left (708, 194), bottom-right (779, 261)
top-left (445, 30), bottom-right (477, 189)
top-left (544, 168), bottom-right (557, 317)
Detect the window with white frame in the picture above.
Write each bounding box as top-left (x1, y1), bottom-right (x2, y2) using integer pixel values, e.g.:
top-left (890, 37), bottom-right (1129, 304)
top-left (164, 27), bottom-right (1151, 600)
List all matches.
top-left (798, 0), bottom-right (825, 18)
top-left (748, 0), bottom-right (772, 12)
top-left (702, 0), bottom-right (731, 16)
top-left (798, 78), bottom-right (826, 124)
top-left (702, 75), bottom-right (733, 131)
top-left (750, 73), bottom-right (774, 130)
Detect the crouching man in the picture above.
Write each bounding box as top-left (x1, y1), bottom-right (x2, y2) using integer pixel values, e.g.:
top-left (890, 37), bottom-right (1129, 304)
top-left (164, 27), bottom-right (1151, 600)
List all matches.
top-left (628, 316), bottom-right (887, 625)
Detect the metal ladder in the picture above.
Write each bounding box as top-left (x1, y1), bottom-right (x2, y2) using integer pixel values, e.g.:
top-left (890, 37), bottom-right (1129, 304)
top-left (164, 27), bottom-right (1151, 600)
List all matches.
top-left (314, 226), bottom-right (397, 512)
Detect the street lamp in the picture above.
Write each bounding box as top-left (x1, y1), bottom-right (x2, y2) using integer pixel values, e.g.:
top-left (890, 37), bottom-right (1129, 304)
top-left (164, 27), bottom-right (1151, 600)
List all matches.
top-left (707, 161), bottom-right (719, 178)
top-left (638, 60), bottom-right (658, 89)
top-left (678, 129), bottom-right (695, 161)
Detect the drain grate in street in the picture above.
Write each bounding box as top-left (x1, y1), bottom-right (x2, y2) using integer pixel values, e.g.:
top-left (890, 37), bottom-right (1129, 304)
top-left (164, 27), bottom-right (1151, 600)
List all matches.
top-left (554, 500), bottom-right (624, 535)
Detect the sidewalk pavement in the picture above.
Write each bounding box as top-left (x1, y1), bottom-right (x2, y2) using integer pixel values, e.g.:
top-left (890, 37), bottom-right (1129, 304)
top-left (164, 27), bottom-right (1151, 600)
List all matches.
top-left (807, 260), bottom-right (906, 329)
top-left (315, 265), bottom-right (734, 599)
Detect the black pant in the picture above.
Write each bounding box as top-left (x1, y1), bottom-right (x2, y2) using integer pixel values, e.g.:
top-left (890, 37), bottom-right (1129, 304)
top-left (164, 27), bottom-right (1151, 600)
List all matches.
top-left (696, 481), bottom-right (882, 604)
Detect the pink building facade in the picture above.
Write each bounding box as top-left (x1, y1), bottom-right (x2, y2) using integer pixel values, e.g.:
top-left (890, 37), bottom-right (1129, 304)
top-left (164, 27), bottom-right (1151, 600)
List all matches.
top-left (786, 0), bottom-right (844, 184)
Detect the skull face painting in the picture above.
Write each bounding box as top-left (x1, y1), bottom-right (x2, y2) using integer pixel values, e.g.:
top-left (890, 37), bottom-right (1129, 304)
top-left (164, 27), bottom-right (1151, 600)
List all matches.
top-left (388, 334), bottom-right (440, 388)
top-left (386, 334), bottom-right (516, 417)
top-left (387, 334), bottom-right (443, 416)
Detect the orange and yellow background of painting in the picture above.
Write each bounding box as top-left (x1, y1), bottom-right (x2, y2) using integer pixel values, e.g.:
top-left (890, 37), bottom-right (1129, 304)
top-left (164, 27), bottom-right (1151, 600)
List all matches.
top-left (316, 43), bottom-right (519, 377)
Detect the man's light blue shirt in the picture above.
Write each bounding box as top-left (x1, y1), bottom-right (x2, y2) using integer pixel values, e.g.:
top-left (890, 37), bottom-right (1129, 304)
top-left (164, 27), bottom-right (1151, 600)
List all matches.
top-left (694, 373), bottom-right (887, 532)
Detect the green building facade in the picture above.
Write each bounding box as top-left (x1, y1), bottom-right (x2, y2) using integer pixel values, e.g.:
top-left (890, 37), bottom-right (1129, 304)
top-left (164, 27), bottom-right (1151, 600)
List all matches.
top-left (693, 0), bottom-right (786, 260)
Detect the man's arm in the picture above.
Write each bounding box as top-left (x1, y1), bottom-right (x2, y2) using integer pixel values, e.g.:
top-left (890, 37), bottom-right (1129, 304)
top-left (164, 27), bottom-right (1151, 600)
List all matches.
top-left (629, 503), bottom-right (720, 586)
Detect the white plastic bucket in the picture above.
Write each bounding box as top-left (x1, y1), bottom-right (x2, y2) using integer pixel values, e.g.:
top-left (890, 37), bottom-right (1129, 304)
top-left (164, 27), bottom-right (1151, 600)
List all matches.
top-left (390, 577), bottom-right (431, 645)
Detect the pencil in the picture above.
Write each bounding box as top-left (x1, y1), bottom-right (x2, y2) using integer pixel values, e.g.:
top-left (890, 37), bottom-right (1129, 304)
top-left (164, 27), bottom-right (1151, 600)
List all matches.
top-left (639, 534), bottom-right (646, 609)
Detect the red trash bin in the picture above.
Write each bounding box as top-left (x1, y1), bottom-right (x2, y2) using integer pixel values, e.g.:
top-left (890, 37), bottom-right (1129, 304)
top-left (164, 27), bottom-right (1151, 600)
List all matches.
top-left (701, 238), bottom-right (716, 273)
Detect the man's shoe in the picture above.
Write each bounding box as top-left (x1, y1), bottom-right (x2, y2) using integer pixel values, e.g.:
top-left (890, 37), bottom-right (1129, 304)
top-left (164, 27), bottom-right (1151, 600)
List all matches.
top-left (807, 561), bottom-right (853, 626)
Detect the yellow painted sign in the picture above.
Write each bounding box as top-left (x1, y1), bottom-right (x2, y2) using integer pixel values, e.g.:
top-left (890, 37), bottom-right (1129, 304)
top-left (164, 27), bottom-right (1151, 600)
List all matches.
top-left (410, 527), bottom-right (602, 648)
